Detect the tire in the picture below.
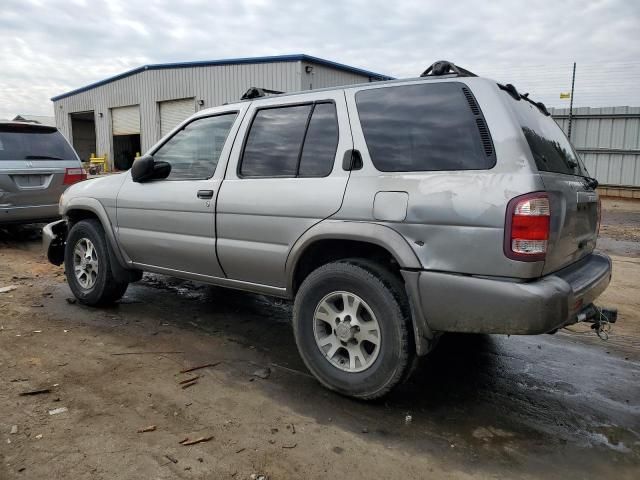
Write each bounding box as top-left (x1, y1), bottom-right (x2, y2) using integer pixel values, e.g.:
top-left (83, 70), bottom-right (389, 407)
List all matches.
top-left (64, 219), bottom-right (128, 306)
top-left (293, 259), bottom-right (414, 400)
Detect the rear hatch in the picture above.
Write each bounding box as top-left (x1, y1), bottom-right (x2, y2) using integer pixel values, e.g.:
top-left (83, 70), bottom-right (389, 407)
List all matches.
top-left (505, 92), bottom-right (599, 274)
top-left (0, 123), bottom-right (80, 209)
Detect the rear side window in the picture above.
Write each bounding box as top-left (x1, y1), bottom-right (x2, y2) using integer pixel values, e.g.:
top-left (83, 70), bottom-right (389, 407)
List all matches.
top-left (355, 82), bottom-right (495, 172)
top-left (298, 103), bottom-right (339, 177)
top-left (240, 102), bottom-right (338, 178)
top-left (0, 125), bottom-right (77, 161)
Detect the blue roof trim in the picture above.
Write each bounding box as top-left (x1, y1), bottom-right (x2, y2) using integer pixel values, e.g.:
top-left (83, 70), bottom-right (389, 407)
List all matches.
top-left (51, 54), bottom-right (393, 101)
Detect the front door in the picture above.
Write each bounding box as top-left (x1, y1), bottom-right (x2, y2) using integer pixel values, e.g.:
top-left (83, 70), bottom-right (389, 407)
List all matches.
top-left (217, 90), bottom-right (352, 288)
top-left (116, 109), bottom-right (243, 278)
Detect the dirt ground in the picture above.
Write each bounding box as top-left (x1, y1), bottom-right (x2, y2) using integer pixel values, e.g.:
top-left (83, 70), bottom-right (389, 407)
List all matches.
top-left (1, 199), bottom-right (639, 479)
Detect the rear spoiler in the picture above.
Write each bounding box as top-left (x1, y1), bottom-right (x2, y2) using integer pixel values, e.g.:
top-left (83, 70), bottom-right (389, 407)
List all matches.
top-left (0, 122), bottom-right (58, 133)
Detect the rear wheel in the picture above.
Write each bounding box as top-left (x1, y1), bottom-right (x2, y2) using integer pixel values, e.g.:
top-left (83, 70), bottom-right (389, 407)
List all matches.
top-left (64, 219), bottom-right (128, 306)
top-left (293, 260), bottom-right (413, 400)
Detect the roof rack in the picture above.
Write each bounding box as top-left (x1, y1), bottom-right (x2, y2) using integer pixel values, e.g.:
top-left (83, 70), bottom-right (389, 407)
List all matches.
top-left (498, 83), bottom-right (550, 116)
top-left (240, 87), bottom-right (285, 100)
top-left (420, 60), bottom-right (477, 78)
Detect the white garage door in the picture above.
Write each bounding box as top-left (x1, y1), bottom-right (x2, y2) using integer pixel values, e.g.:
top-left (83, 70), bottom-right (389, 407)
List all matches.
top-left (160, 98), bottom-right (195, 137)
top-left (112, 105), bottom-right (140, 135)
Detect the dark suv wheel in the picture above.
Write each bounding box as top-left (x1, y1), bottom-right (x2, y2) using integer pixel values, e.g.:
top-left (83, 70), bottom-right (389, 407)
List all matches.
top-left (64, 219), bottom-right (128, 306)
top-left (293, 259), bottom-right (414, 400)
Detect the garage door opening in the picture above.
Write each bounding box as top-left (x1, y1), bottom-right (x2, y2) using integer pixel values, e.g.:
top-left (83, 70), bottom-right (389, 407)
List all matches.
top-left (112, 105), bottom-right (141, 170)
top-left (113, 134), bottom-right (141, 171)
top-left (70, 111), bottom-right (96, 162)
top-left (160, 98), bottom-right (195, 137)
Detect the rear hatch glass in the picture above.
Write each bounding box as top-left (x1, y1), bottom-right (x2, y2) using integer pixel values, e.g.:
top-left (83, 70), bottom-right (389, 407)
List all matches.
top-left (0, 124), bottom-right (77, 161)
top-left (505, 93), bottom-right (598, 274)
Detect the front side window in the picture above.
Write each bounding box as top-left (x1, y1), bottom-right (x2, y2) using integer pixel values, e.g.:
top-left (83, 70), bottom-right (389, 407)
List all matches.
top-left (356, 82), bottom-right (495, 172)
top-left (240, 102), bottom-right (338, 178)
top-left (153, 113), bottom-right (237, 180)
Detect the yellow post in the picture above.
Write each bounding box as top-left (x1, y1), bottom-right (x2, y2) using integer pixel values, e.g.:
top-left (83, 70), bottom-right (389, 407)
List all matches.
top-left (89, 153), bottom-right (108, 174)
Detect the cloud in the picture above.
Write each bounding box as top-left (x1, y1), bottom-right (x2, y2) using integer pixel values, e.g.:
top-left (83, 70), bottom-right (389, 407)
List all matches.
top-left (1, 0), bottom-right (639, 118)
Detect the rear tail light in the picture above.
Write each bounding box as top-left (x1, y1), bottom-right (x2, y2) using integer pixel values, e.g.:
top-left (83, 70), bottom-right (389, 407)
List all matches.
top-left (63, 167), bottom-right (87, 185)
top-left (504, 192), bottom-right (550, 261)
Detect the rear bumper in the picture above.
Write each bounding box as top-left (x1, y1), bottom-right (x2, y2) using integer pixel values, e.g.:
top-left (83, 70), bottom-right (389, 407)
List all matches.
top-left (409, 252), bottom-right (612, 335)
top-left (1, 204), bottom-right (59, 225)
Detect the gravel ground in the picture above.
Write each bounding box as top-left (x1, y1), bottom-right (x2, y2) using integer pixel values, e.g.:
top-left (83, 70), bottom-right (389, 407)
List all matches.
top-left (0, 199), bottom-right (638, 479)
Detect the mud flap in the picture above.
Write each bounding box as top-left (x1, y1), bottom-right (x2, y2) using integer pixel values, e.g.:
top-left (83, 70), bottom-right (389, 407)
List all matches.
top-left (106, 240), bottom-right (142, 283)
top-left (45, 221), bottom-right (68, 266)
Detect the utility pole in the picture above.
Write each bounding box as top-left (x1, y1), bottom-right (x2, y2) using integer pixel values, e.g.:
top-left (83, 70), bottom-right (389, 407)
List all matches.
top-left (567, 62), bottom-right (576, 141)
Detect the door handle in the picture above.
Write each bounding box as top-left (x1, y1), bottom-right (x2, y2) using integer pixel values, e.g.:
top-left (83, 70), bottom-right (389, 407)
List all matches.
top-left (197, 190), bottom-right (214, 199)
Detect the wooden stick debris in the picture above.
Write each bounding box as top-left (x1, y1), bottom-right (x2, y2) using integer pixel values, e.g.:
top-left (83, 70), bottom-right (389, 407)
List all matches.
top-left (181, 380), bottom-right (198, 389)
top-left (179, 362), bottom-right (221, 374)
top-left (178, 375), bottom-right (201, 385)
top-left (180, 436), bottom-right (213, 446)
top-left (111, 351), bottom-right (184, 356)
top-left (178, 437), bottom-right (189, 444)
top-left (137, 425), bottom-right (157, 433)
top-left (19, 388), bottom-right (51, 396)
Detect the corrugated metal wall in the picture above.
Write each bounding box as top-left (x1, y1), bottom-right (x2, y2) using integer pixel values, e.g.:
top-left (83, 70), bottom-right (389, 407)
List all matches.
top-left (54, 60), bottom-right (372, 166)
top-left (551, 106), bottom-right (640, 187)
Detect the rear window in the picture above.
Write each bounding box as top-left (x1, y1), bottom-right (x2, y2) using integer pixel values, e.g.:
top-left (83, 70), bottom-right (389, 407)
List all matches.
top-left (355, 82), bottom-right (495, 172)
top-left (0, 125), bottom-right (77, 161)
top-left (507, 96), bottom-right (588, 177)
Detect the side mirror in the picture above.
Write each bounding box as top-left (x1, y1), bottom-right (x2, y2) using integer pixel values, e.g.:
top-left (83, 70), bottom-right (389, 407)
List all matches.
top-left (131, 154), bottom-right (171, 183)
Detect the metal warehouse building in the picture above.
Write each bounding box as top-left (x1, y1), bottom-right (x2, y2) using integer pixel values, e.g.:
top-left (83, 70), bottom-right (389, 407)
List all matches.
top-left (52, 54), bottom-right (391, 170)
top-left (551, 106), bottom-right (640, 195)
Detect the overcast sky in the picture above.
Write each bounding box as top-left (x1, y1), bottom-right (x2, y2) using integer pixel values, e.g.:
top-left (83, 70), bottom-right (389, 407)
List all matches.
top-left (1, 0), bottom-right (639, 119)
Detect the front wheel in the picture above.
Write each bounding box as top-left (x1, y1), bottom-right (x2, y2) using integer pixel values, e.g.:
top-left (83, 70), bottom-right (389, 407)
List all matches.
top-left (293, 260), bottom-right (414, 400)
top-left (64, 219), bottom-right (128, 306)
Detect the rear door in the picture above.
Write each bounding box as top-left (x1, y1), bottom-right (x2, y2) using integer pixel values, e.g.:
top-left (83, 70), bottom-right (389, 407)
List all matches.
top-left (508, 98), bottom-right (599, 274)
top-left (217, 90), bottom-right (351, 287)
top-left (0, 123), bottom-right (79, 209)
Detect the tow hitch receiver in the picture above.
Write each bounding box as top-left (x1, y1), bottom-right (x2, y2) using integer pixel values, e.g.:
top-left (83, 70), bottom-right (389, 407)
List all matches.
top-left (577, 304), bottom-right (618, 340)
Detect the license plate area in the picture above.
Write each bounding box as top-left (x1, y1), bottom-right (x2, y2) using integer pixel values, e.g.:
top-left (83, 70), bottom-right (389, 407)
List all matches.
top-left (11, 174), bottom-right (51, 189)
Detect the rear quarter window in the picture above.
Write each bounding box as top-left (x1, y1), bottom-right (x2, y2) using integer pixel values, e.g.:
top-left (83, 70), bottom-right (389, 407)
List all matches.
top-left (355, 82), bottom-right (495, 172)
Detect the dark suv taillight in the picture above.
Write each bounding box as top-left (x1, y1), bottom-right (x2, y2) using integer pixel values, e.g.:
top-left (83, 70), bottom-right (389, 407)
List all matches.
top-left (504, 192), bottom-right (550, 261)
top-left (63, 167), bottom-right (87, 185)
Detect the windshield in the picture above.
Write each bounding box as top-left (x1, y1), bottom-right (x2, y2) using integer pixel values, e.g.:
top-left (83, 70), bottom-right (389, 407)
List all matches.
top-left (506, 95), bottom-right (589, 177)
top-left (0, 125), bottom-right (77, 161)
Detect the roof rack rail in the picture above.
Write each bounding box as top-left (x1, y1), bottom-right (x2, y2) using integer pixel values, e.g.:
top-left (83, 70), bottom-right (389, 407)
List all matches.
top-left (498, 83), bottom-right (550, 116)
top-left (420, 61), bottom-right (477, 78)
top-left (240, 87), bottom-right (285, 100)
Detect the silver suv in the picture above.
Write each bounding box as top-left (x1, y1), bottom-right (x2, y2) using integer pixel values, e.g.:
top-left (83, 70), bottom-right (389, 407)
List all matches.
top-left (44, 62), bottom-right (614, 399)
top-left (1, 122), bottom-right (85, 224)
